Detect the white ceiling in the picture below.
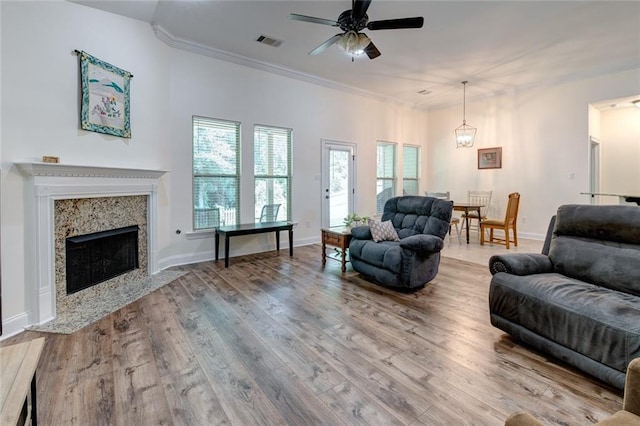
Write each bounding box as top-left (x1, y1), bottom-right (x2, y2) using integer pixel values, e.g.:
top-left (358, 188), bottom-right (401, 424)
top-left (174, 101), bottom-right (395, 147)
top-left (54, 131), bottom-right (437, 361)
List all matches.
top-left (71, 0), bottom-right (640, 109)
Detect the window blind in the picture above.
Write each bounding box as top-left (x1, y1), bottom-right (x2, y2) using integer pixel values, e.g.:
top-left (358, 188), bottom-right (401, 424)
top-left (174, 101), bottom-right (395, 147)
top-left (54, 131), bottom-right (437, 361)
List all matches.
top-left (192, 116), bottom-right (240, 229)
top-left (254, 125), bottom-right (292, 222)
top-left (403, 145), bottom-right (420, 196)
top-left (376, 141), bottom-right (397, 213)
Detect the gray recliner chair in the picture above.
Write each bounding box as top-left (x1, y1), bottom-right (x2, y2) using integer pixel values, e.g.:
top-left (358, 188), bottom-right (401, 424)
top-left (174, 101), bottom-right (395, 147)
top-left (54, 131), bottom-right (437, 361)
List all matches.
top-left (349, 196), bottom-right (453, 291)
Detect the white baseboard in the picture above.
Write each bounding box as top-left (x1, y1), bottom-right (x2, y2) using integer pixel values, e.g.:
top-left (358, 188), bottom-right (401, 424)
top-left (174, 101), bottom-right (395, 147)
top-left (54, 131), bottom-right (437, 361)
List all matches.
top-left (0, 312), bottom-right (30, 340)
top-left (158, 250), bottom-right (215, 270)
top-left (518, 231), bottom-right (545, 241)
top-left (157, 238), bottom-right (320, 270)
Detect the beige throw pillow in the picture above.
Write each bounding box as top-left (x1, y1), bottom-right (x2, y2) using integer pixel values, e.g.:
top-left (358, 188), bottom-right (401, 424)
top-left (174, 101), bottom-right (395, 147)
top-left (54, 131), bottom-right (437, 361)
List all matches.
top-left (368, 219), bottom-right (400, 242)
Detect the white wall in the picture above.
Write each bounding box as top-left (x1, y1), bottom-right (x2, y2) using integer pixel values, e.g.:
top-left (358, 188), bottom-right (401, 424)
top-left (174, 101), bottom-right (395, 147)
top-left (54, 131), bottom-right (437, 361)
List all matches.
top-left (426, 69), bottom-right (640, 239)
top-left (161, 48), bottom-right (429, 267)
top-left (0, 1), bottom-right (429, 335)
top-left (1, 1), bottom-right (172, 335)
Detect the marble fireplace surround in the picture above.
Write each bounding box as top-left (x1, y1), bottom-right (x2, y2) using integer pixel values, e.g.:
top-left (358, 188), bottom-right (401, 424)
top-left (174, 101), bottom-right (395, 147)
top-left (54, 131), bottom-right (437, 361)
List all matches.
top-left (17, 163), bottom-right (167, 326)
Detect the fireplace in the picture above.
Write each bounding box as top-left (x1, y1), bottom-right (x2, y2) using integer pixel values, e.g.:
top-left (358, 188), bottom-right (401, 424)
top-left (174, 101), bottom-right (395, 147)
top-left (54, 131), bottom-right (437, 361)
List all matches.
top-left (16, 162), bottom-right (167, 327)
top-left (54, 195), bottom-right (148, 316)
top-left (66, 225), bottom-right (140, 295)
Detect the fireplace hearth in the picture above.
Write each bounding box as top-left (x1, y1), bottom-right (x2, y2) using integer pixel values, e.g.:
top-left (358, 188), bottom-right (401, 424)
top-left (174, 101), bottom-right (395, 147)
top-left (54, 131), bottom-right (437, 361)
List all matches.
top-left (66, 225), bottom-right (140, 295)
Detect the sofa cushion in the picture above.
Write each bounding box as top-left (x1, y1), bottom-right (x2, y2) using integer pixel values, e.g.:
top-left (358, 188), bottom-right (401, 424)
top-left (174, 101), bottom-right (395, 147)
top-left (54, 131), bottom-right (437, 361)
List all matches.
top-left (350, 240), bottom-right (403, 274)
top-left (549, 238), bottom-right (640, 297)
top-left (381, 196), bottom-right (451, 240)
top-left (549, 204), bottom-right (640, 297)
top-left (554, 204), bottom-right (640, 245)
top-left (490, 272), bottom-right (640, 373)
top-left (368, 219), bottom-right (400, 242)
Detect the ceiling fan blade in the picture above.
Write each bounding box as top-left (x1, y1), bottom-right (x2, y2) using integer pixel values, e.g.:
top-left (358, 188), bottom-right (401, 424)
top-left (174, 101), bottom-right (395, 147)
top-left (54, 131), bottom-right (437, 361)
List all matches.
top-left (367, 17), bottom-right (424, 30)
top-left (364, 41), bottom-right (381, 59)
top-left (288, 13), bottom-right (339, 27)
top-left (352, 0), bottom-right (372, 21)
top-left (309, 34), bottom-right (344, 56)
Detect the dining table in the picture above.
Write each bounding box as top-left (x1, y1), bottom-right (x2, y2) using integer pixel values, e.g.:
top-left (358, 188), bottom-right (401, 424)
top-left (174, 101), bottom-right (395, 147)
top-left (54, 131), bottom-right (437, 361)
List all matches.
top-left (453, 203), bottom-right (484, 244)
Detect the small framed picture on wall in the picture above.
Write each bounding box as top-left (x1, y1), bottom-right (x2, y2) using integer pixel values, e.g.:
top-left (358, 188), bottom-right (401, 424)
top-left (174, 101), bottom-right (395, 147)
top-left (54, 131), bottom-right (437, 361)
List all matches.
top-left (478, 147), bottom-right (502, 169)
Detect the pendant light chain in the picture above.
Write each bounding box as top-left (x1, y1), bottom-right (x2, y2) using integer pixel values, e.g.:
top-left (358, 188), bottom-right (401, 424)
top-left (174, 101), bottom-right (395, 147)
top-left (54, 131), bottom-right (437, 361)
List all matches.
top-left (462, 81), bottom-right (467, 124)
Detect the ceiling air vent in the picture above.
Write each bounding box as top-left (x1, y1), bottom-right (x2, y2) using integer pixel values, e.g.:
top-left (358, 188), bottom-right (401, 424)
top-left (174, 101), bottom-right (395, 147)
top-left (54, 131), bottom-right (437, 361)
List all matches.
top-left (256, 35), bottom-right (283, 48)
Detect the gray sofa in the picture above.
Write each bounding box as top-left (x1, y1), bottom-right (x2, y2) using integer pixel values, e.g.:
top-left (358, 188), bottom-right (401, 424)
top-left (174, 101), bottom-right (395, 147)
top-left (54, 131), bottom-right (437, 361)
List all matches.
top-left (349, 196), bottom-right (453, 291)
top-left (489, 204), bottom-right (640, 389)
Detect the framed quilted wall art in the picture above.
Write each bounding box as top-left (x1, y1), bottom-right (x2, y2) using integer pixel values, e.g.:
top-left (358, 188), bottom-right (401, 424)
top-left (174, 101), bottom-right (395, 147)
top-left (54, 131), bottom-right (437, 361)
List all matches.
top-left (79, 51), bottom-right (132, 138)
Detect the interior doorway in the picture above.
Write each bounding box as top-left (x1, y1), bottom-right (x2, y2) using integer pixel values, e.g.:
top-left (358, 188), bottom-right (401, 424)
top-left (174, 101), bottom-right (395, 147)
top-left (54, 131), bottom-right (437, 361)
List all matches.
top-left (321, 140), bottom-right (356, 228)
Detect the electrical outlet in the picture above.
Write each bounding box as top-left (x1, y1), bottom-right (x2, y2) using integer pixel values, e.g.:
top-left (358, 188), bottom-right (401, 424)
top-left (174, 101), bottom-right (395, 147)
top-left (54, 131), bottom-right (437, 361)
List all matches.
top-left (305, 221), bottom-right (310, 228)
top-left (521, 217), bottom-right (526, 224)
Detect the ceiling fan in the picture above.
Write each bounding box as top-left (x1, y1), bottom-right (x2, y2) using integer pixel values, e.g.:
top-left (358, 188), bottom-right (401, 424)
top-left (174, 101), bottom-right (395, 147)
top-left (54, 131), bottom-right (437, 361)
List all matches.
top-left (288, 0), bottom-right (424, 60)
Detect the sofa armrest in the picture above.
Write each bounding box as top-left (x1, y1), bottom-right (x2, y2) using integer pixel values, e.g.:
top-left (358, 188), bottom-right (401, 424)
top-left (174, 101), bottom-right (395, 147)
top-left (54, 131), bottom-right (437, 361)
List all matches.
top-left (489, 254), bottom-right (554, 276)
top-left (624, 357), bottom-right (640, 416)
top-left (350, 225), bottom-right (372, 240)
top-left (399, 234), bottom-right (444, 253)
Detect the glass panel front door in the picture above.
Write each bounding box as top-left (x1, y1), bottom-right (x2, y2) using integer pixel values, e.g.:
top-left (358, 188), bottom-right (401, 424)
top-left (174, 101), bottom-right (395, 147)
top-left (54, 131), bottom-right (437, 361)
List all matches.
top-left (322, 141), bottom-right (356, 229)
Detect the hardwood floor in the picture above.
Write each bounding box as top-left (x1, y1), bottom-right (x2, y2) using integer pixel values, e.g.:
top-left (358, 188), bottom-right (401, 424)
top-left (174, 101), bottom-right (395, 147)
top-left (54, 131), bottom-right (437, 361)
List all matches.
top-left (2, 243), bottom-right (622, 425)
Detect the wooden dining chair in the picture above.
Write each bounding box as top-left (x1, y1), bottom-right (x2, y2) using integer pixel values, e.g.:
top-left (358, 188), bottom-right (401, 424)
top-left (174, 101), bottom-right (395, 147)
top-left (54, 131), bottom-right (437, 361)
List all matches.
top-left (461, 190), bottom-right (492, 236)
top-left (480, 192), bottom-right (520, 249)
top-left (426, 191), bottom-right (461, 243)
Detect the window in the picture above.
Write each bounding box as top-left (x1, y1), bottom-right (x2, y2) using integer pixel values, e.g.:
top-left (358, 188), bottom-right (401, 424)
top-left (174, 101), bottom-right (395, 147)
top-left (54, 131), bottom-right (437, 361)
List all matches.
top-left (192, 116), bottom-right (240, 230)
top-left (376, 141), bottom-right (397, 213)
top-left (254, 125), bottom-right (292, 222)
top-left (403, 144), bottom-right (420, 195)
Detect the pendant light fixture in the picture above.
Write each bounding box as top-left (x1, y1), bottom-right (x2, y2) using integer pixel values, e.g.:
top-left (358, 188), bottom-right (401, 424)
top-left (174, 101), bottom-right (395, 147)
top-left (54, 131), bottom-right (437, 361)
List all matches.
top-left (455, 81), bottom-right (477, 148)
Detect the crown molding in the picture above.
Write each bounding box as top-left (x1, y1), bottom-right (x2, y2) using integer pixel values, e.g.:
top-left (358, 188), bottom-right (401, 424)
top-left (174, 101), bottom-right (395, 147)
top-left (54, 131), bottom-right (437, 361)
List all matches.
top-left (152, 24), bottom-right (414, 109)
top-left (16, 162), bottom-right (168, 179)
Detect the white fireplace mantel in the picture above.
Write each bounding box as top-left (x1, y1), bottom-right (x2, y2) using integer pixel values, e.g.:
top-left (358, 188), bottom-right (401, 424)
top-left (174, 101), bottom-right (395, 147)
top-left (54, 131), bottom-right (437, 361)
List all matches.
top-left (16, 162), bottom-right (168, 326)
top-left (16, 162), bottom-right (168, 179)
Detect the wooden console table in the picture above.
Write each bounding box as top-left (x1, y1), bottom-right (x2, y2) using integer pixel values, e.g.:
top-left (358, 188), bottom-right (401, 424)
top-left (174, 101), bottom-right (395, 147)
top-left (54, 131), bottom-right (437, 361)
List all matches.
top-left (215, 221), bottom-right (294, 267)
top-left (0, 337), bottom-right (45, 426)
top-left (321, 227), bottom-right (352, 273)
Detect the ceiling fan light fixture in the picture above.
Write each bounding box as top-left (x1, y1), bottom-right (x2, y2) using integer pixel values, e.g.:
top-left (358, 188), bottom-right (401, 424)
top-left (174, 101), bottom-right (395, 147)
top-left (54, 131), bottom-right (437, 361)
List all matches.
top-left (336, 31), bottom-right (370, 56)
top-left (455, 81), bottom-right (477, 148)
top-left (633, 99), bottom-right (640, 109)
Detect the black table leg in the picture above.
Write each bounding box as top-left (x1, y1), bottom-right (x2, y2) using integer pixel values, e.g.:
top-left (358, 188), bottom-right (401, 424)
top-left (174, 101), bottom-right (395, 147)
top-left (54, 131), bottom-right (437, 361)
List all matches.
top-left (225, 235), bottom-right (230, 268)
top-left (275, 230), bottom-right (280, 251)
top-left (31, 371), bottom-right (37, 426)
top-left (215, 231), bottom-right (219, 261)
top-left (465, 208), bottom-right (471, 244)
top-left (476, 207), bottom-right (482, 242)
top-left (288, 228), bottom-right (293, 256)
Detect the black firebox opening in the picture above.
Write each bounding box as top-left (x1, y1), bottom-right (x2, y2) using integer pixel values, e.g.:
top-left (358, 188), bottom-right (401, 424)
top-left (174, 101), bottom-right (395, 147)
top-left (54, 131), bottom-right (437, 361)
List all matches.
top-left (65, 225), bottom-right (139, 295)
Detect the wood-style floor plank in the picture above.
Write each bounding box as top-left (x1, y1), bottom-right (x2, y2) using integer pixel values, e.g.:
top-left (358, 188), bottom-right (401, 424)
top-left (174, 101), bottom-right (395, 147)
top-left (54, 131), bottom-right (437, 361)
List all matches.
top-left (1, 244), bottom-right (623, 425)
top-left (111, 304), bottom-right (173, 425)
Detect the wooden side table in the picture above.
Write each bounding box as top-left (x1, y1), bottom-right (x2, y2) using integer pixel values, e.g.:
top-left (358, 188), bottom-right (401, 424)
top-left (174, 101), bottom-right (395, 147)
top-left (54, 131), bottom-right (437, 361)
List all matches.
top-left (321, 227), bottom-right (352, 273)
top-left (0, 337), bottom-right (45, 426)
